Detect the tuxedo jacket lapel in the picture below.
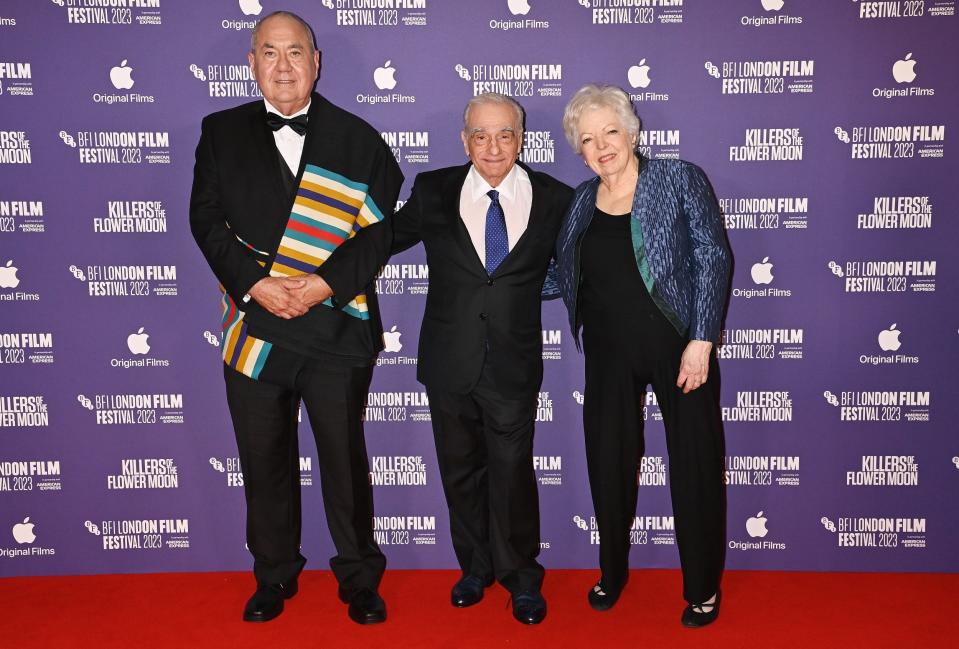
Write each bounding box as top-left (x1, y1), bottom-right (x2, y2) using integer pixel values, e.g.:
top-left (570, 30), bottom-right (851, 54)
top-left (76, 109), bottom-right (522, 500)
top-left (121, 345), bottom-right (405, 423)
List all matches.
top-left (249, 103), bottom-right (293, 212)
top-left (250, 97), bottom-right (327, 259)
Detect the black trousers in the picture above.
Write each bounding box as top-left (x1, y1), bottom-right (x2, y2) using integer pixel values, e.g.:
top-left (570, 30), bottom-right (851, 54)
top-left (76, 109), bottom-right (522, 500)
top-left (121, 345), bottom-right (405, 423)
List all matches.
top-left (583, 321), bottom-right (726, 604)
top-left (426, 364), bottom-right (544, 594)
top-left (223, 352), bottom-right (384, 590)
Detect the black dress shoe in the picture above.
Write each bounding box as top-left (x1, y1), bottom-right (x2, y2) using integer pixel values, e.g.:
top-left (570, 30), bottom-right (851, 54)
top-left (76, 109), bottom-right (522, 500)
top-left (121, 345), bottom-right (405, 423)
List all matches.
top-left (681, 590), bottom-right (721, 628)
top-left (242, 580), bottom-right (298, 623)
top-left (511, 590), bottom-right (547, 625)
top-left (587, 578), bottom-right (626, 612)
top-left (451, 575), bottom-right (487, 607)
top-left (342, 587), bottom-right (387, 625)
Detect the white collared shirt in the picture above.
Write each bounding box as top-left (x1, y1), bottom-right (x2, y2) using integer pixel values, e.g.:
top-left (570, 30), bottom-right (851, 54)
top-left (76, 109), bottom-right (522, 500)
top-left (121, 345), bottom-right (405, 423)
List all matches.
top-left (264, 98), bottom-right (310, 175)
top-left (458, 164), bottom-right (532, 266)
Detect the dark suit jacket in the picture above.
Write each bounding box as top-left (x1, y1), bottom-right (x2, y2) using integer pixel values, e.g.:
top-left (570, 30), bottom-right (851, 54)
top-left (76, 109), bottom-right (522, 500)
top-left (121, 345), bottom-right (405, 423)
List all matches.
top-left (393, 163), bottom-right (573, 395)
top-left (190, 93), bottom-right (403, 362)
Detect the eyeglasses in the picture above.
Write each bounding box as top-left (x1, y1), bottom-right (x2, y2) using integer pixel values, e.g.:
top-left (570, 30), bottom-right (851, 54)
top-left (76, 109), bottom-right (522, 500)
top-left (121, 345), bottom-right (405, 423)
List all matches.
top-left (469, 130), bottom-right (517, 147)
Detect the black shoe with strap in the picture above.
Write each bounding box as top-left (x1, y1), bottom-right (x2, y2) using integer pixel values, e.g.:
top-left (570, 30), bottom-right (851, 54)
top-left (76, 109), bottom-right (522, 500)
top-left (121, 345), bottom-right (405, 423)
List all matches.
top-left (681, 590), bottom-right (721, 628)
top-left (587, 576), bottom-right (627, 612)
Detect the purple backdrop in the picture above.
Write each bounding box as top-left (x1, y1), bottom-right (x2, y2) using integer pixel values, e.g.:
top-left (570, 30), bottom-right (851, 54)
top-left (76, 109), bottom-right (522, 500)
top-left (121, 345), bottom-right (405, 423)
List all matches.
top-left (1, 0), bottom-right (957, 577)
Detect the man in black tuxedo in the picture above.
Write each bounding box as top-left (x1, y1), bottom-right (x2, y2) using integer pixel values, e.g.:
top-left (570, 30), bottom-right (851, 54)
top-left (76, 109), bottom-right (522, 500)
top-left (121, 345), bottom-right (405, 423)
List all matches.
top-left (392, 93), bottom-right (573, 624)
top-left (189, 11), bottom-right (402, 625)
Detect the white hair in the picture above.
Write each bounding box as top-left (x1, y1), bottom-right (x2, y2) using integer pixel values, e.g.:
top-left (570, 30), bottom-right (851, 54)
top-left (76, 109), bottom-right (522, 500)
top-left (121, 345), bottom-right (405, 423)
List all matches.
top-left (463, 92), bottom-right (525, 134)
top-left (562, 84), bottom-right (641, 154)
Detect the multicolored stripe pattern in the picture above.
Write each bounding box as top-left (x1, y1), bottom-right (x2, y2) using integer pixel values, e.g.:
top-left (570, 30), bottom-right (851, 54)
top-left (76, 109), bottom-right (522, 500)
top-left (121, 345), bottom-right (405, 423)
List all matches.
top-left (218, 164), bottom-right (387, 380)
top-left (221, 291), bottom-right (272, 380)
top-left (269, 164), bottom-right (386, 320)
top-left (220, 237), bottom-right (272, 380)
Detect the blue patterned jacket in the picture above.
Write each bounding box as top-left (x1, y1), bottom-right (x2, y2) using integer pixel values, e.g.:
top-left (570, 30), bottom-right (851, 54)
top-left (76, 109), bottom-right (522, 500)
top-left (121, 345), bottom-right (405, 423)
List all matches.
top-left (554, 156), bottom-right (731, 345)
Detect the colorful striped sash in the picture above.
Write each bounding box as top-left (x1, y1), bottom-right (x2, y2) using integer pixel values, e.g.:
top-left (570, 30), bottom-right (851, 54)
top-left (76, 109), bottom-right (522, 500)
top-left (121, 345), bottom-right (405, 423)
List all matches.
top-left (220, 164), bottom-right (386, 380)
top-left (270, 164), bottom-right (385, 319)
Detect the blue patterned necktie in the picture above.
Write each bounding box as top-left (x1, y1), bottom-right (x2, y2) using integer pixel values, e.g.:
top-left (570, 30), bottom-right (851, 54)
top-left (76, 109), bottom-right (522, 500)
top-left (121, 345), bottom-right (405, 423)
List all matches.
top-left (485, 189), bottom-right (509, 275)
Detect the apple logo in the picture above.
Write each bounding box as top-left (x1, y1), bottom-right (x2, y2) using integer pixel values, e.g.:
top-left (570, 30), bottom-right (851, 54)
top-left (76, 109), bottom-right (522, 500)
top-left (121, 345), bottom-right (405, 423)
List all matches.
top-left (746, 511), bottom-right (769, 538)
top-left (383, 325), bottom-right (403, 353)
top-left (238, 0), bottom-right (264, 17)
top-left (110, 59), bottom-right (134, 90)
top-left (892, 53), bottom-right (917, 84)
top-left (761, 0), bottom-right (785, 11)
top-left (12, 517), bottom-right (36, 544)
top-left (508, 0), bottom-right (532, 16)
top-left (373, 61), bottom-right (397, 91)
top-left (750, 257), bottom-right (774, 285)
top-left (627, 59), bottom-right (652, 89)
top-left (877, 324), bottom-right (902, 352)
top-left (0, 260), bottom-right (20, 288)
top-left (127, 327), bottom-right (151, 355)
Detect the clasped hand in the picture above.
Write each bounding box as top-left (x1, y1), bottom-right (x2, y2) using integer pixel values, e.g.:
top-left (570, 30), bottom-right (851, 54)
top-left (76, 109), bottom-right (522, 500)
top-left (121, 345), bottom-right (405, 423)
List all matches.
top-left (248, 274), bottom-right (333, 319)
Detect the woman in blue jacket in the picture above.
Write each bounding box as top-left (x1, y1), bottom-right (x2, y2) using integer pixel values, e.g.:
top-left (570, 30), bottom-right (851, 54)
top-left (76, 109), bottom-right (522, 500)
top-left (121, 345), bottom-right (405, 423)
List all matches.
top-left (555, 84), bottom-right (731, 627)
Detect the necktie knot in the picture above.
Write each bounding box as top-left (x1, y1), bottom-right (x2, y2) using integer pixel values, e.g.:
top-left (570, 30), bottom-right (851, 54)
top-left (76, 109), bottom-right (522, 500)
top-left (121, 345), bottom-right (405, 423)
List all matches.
top-left (487, 189), bottom-right (500, 203)
top-left (266, 112), bottom-right (309, 136)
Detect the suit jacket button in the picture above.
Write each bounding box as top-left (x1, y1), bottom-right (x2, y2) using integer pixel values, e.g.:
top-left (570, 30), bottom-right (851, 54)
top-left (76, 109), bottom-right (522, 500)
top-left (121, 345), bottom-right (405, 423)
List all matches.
top-left (487, 279), bottom-right (494, 286)
top-left (479, 313), bottom-right (488, 320)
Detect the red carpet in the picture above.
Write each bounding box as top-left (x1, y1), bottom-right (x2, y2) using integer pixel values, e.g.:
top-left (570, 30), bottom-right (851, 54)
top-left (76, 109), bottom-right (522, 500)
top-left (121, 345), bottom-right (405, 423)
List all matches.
top-left (0, 569), bottom-right (951, 648)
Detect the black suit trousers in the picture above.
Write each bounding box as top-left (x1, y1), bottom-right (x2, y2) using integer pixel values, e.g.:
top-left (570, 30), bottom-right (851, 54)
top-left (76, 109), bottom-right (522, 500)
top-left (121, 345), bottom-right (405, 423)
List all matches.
top-left (426, 362), bottom-right (545, 594)
top-left (223, 350), bottom-right (384, 590)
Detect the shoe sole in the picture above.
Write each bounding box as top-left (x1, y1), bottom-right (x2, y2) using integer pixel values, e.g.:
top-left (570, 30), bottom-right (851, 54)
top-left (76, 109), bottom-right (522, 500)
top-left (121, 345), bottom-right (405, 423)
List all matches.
top-left (589, 599), bottom-right (618, 612)
top-left (243, 606), bottom-right (283, 623)
top-left (349, 611), bottom-right (387, 625)
top-left (681, 615), bottom-right (718, 628)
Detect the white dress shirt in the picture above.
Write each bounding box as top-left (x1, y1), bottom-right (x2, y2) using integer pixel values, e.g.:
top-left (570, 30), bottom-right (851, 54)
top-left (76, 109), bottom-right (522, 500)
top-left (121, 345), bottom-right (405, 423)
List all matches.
top-left (264, 98), bottom-right (310, 175)
top-left (458, 163), bottom-right (532, 266)
top-left (242, 99), bottom-right (310, 304)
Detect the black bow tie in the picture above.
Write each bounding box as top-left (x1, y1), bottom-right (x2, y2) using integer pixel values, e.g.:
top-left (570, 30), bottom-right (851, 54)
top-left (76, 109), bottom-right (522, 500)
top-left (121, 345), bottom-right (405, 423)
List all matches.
top-left (266, 112), bottom-right (308, 136)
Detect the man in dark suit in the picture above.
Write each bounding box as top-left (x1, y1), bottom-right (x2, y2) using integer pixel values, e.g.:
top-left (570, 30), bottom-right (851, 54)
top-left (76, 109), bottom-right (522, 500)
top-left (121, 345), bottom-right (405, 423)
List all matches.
top-left (189, 11), bottom-right (402, 625)
top-left (392, 93), bottom-right (573, 624)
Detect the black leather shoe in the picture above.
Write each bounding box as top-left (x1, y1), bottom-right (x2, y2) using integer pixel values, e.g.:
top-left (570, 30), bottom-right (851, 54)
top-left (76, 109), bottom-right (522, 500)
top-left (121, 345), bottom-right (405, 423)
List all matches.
top-left (342, 587), bottom-right (387, 625)
top-left (242, 580), bottom-right (298, 623)
top-left (451, 575), bottom-right (487, 607)
top-left (681, 590), bottom-right (721, 628)
top-left (511, 590), bottom-right (547, 625)
top-left (587, 578), bottom-right (626, 612)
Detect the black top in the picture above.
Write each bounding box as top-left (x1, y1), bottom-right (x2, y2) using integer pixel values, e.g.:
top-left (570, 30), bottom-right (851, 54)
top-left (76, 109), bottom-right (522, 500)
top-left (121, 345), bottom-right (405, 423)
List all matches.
top-left (580, 207), bottom-right (660, 321)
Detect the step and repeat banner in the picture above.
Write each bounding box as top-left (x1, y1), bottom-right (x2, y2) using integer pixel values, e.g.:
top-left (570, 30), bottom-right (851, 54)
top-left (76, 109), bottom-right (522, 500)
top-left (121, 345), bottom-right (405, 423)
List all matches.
top-left (1, 1), bottom-right (957, 577)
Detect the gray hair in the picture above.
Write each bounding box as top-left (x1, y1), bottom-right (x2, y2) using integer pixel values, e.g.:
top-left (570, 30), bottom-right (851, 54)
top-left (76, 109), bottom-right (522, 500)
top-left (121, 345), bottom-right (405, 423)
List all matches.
top-left (562, 84), bottom-right (641, 154)
top-left (463, 92), bottom-right (525, 135)
top-left (250, 11), bottom-right (317, 53)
